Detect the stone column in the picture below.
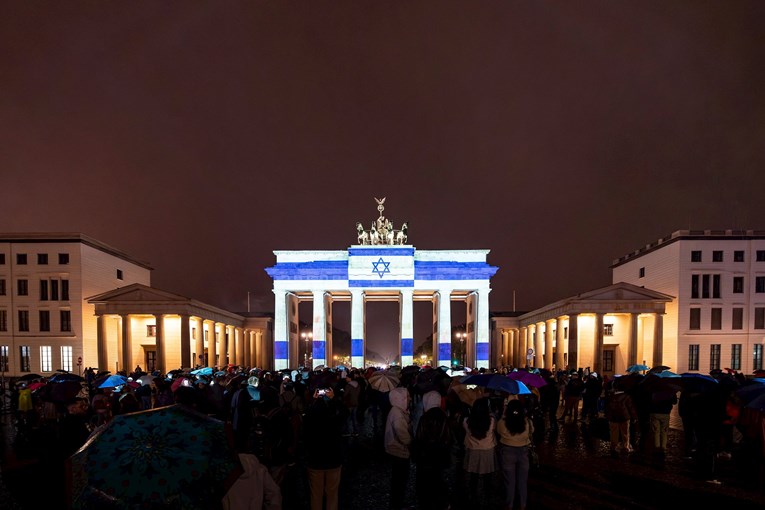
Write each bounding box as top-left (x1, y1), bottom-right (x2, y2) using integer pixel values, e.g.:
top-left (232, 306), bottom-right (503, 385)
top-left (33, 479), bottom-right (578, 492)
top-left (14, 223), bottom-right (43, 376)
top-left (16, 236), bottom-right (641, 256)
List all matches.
top-left (436, 290), bottom-right (452, 368)
top-left (534, 323), bottom-right (544, 369)
top-left (594, 313), bottom-right (604, 374)
top-left (556, 317), bottom-right (565, 372)
top-left (628, 313), bottom-right (639, 367)
top-left (653, 313), bottom-right (664, 367)
top-left (119, 314), bottom-right (131, 374)
top-left (312, 290), bottom-right (327, 368)
top-left (180, 314), bottom-right (191, 369)
top-left (96, 314), bottom-right (108, 372)
top-left (519, 326), bottom-right (528, 367)
top-left (217, 323), bottom-right (227, 368)
top-left (475, 289), bottom-right (490, 369)
top-left (196, 318), bottom-right (205, 367)
top-left (568, 314), bottom-right (579, 370)
top-left (351, 289), bottom-right (365, 369)
top-left (273, 290), bottom-right (288, 370)
top-left (155, 314), bottom-right (165, 374)
top-left (545, 319), bottom-right (555, 370)
top-left (400, 289), bottom-right (414, 367)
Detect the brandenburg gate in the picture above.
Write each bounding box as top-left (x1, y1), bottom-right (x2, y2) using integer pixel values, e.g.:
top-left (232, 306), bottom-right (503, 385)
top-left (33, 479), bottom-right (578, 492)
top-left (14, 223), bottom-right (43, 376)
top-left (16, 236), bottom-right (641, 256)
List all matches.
top-left (265, 199), bottom-right (498, 370)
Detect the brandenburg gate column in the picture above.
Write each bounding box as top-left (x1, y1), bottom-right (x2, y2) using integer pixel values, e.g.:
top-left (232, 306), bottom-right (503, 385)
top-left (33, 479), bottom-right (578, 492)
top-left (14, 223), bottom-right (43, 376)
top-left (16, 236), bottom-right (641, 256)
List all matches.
top-left (273, 290), bottom-right (289, 370)
top-left (400, 289), bottom-right (414, 367)
top-left (435, 290), bottom-right (452, 368)
top-left (474, 289), bottom-right (490, 369)
top-left (351, 290), bottom-right (365, 368)
top-left (556, 317), bottom-right (565, 371)
top-left (312, 290), bottom-right (327, 368)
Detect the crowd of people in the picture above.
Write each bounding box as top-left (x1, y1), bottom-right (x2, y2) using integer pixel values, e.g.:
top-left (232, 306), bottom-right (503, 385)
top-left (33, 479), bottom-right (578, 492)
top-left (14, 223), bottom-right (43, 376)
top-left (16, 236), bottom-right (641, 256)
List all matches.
top-left (4, 362), bottom-right (765, 509)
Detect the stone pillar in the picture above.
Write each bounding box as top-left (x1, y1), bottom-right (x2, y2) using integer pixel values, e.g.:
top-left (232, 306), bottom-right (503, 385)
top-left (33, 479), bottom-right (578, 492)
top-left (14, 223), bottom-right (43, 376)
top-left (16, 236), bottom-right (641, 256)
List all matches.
top-left (568, 314), bottom-right (579, 370)
top-left (519, 326), bottom-right (528, 367)
top-left (628, 313), bottom-right (639, 367)
top-left (351, 289), bottom-right (365, 369)
top-left (475, 289), bottom-right (490, 369)
top-left (119, 314), bottom-right (131, 374)
top-left (273, 290), bottom-right (288, 370)
top-left (435, 290), bottom-right (452, 367)
top-left (400, 289), bottom-right (414, 367)
top-left (217, 323), bottom-right (227, 368)
top-left (556, 317), bottom-right (565, 372)
top-left (545, 319), bottom-right (555, 370)
top-left (594, 313), bottom-right (604, 374)
top-left (196, 318), bottom-right (205, 367)
top-left (96, 314), bottom-right (108, 372)
top-left (534, 323), bottom-right (544, 369)
top-left (653, 313), bottom-right (664, 367)
top-left (155, 314), bottom-right (165, 374)
top-left (235, 327), bottom-right (244, 367)
top-left (312, 291), bottom-right (327, 368)
top-left (180, 314), bottom-right (191, 369)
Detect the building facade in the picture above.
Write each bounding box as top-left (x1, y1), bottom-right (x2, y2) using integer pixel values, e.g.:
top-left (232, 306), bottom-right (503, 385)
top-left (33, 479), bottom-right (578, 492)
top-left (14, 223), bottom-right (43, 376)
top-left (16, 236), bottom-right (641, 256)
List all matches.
top-left (0, 233), bottom-right (151, 378)
top-left (611, 229), bottom-right (765, 375)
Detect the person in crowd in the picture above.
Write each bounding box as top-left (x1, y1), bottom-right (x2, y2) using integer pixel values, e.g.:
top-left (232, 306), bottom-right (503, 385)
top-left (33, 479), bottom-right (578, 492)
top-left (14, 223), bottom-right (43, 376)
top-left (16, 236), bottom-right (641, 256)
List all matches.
top-left (561, 372), bottom-right (584, 422)
top-left (222, 452), bottom-right (282, 510)
top-left (342, 371), bottom-right (362, 436)
top-left (249, 384), bottom-right (293, 488)
top-left (539, 371), bottom-right (560, 436)
top-left (413, 390), bottom-right (452, 510)
top-left (649, 387), bottom-right (678, 461)
top-left (303, 387), bottom-right (347, 510)
top-left (581, 372), bottom-right (603, 423)
top-left (385, 386), bottom-right (412, 510)
top-left (604, 383), bottom-right (638, 457)
top-left (463, 397), bottom-right (497, 503)
top-left (497, 399), bottom-right (533, 510)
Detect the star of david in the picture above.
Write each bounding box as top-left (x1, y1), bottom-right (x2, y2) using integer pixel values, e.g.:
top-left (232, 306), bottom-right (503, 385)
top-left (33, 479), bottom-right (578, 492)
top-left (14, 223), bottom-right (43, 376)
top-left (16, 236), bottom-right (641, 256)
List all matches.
top-left (371, 257), bottom-right (391, 278)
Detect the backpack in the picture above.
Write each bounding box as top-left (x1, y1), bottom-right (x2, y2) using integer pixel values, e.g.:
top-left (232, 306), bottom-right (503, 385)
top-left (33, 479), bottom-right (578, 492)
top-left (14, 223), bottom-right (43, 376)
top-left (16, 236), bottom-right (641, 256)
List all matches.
top-left (249, 406), bottom-right (284, 466)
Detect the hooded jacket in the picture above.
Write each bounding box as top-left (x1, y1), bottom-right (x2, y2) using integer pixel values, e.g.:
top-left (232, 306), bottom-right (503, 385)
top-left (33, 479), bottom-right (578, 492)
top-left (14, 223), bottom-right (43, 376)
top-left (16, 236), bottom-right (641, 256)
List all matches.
top-left (222, 453), bottom-right (282, 510)
top-left (385, 387), bottom-right (412, 459)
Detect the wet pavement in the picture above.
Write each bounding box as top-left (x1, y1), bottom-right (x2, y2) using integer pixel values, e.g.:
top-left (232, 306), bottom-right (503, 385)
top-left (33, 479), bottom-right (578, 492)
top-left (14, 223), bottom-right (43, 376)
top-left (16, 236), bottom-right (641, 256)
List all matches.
top-left (1, 409), bottom-right (764, 509)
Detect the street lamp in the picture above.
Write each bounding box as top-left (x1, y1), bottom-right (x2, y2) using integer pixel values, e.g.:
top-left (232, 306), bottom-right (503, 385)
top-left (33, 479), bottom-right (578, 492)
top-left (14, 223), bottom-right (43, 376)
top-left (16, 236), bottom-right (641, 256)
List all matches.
top-left (456, 332), bottom-right (467, 367)
top-left (301, 331), bottom-right (312, 369)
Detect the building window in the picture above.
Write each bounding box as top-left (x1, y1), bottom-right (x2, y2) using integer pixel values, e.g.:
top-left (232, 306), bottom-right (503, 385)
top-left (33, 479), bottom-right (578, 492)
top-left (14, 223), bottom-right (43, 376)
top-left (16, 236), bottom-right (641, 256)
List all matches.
top-left (711, 308), bottom-right (722, 330)
top-left (732, 308), bottom-right (743, 330)
top-left (17, 279), bottom-right (27, 296)
top-left (712, 251), bottom-right (723, 262)
top-left (117, 269), bottom-right (123, 280)
top-left (60, 310), bottom-right (71, 332)
top-left (61, 280), bottom-right (69, 301)
top-left (61, 346), bottom-right (72, 372)
top-left (713, 274), bottom-right (721, 299)
top-left (19, 346), bottom-right (30, 372)
top-left (37, 253), bottom-right (48, 265)
top-left (0, 279), bottom-right (5, 296)
top-left (691, 275), bottom-right (699, 299)
top-left (754, 345), bottom-right (763, 371)
top-left (758, 250), bottom-right (765, 262)
top-left (0, 310), bottom-right (6, 331)
top-left (147, 325), bottom-right (157, 337)
top-left (0, 346), bottom-right (7, 372)
top-left (689, 345), bottom-right (700, 371)
top-left (756, 308), bottom-right (765, 329)
top-left (39, 310), bottom-right (50, 332)
top-left (734, 250), bottom-right (745, 262)
top-left (204, 329), bottom-right (209, 341)
top-left (691, 251), bottom-right (702, 262)
top-left (40, 280), bottom-right (48, 301)
top-left (689, 308), bottom-right (701, 330)
top-left (146, 351), bottom-right (157, 373)
top-left (16, 254), bottom-right (27, 265)
top-left (757, 277), bottom-right (765, 293)
top-left (603, 324), bottom-right (614, 336)
top-left (0, 254), bottom-right (4, 264)
top-left (710, 344), bottom-right (721, 371)
top-left (731, 344), bottom-right (742, 371)
top-left (51, 280), bottom-right (59, 301)
top-left (603, 350), bottom-right (614, 372)
top-left (702, 274), bottom-right (710, 299)
top-left (733, 277), bottom-right (744, 293)
top-left (639, 267), bottom-right (645, 278)
top-left (192, 327), bottom-right (197, 340)
top-left (40, 346), bottom-right (52, 372)
top-left (18, 310), bottom-right (29, 332)
top-left (58, 253), bottom-right (69, 264)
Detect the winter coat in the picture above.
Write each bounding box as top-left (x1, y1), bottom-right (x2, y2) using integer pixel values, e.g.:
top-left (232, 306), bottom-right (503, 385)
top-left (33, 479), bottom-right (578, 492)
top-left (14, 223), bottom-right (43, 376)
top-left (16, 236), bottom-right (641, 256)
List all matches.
top-left (222, 453), bottom-right (282, 510)
top-left (605, 390), bottom-right (637, 423)
top-left (385, 387), bottom-right (412, 459)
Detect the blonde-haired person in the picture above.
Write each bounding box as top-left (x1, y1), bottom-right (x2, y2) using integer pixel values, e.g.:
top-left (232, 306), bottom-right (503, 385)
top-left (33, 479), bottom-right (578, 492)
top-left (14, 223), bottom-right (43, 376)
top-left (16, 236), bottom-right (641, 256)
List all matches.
top-left (496, 399), bottom-right (534, 510)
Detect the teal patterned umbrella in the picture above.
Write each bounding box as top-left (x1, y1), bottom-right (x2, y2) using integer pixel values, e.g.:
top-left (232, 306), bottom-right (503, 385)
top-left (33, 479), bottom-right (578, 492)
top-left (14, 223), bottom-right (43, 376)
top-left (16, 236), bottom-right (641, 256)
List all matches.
top-left (67, 404), bottom-right (240, 509)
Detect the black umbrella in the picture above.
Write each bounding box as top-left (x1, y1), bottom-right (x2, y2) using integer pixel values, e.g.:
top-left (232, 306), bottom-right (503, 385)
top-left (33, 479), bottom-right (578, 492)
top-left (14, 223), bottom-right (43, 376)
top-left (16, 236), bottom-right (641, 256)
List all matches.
top-left (647, 365), bottom-right (671, 374)
top-left (49, 373), bottom-right (85, 383)
top-left (16, 373), bottom-right (44, 382)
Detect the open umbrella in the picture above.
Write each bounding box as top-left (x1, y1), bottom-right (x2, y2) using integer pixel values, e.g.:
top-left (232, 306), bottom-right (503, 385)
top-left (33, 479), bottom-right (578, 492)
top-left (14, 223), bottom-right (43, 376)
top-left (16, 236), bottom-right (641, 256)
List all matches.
top-left (16, 373), bottom-right (44, 382)
top-left (67, 404), bottom-right (240, 509)
top-left (612, 372), bottom-right (644, 391)
top-left (647, 365), bottom-right (671, 374)
top-left (368, 370), bottom-right (399, 392)
top-left (98, 375), bottom-right (128, 389)
top-left (679, 372), bottom-right (718, 393)
top-left (507, 371), bottom-right (547, 388)
top-left (626, 364), bottom-right (650, 373)
top-left (28, 381), bottom-right (46, 392)
top-left (191, 367), bottom-right (213, 377)
top-left (461, 373), bottom-right (531, 395)
top-left (138, 374), bottom-right (156, 386)
top-left (49, 373), bottom-right (86, 383)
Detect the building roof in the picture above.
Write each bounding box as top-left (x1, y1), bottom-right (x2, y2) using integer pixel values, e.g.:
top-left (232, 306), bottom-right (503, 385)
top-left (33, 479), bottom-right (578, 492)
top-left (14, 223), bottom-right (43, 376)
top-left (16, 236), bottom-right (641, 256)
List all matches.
top-left (610, 229), bottom-right (765, 268)
top-left (0, 232), bottom-right (153, 270)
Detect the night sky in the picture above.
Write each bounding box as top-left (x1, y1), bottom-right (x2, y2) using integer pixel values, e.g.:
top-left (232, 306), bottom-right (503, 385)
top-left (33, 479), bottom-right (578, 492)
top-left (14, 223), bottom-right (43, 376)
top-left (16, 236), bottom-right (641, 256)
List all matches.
top-left (2, 2), bottom-right (764, 355)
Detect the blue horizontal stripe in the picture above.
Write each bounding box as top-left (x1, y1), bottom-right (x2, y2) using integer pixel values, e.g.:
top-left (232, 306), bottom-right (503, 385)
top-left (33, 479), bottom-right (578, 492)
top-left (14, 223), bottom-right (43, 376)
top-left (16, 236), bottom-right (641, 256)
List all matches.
top-left (349, 247), bottom-right (414, 257)
top-left (415, 263), bottom-right (498, 280)
top-left (476, 343), bottom-right (489, 360)
top-left (401, 338), bottom-right (413, 356)
top-left (438, 343), bottom-right (451, 361)
top-left (265, 262), bottom-right (348, 280)
top-left (313, 341), bottom-right (326, 360)
top-left (274, 341), bottom-right (288, 359)
top-left (349, 279), bottom-right (415, 287)
top-left (351, 339), bottom-right (364, 357)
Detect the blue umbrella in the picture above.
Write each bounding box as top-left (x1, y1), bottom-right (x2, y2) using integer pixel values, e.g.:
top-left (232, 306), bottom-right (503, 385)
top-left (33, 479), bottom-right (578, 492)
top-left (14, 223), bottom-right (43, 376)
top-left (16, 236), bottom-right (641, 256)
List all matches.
top-left (656, 370), bottom-right (680, 378)
top-left (98, 374), bottom-right (128, 388)
top-left (191, 367), bottom-right (213, 376)
top-left (626, 364), bottom-right (650, 373)
top-left (746, 393), bottom-right (765, 412)
top-left (460, 373), bottom-right (531, 395)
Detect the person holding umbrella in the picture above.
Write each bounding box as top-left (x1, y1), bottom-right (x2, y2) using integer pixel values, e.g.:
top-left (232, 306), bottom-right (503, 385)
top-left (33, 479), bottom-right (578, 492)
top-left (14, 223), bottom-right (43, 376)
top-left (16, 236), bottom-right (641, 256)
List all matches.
top-left (497, 398), bottom-right (534, 510)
